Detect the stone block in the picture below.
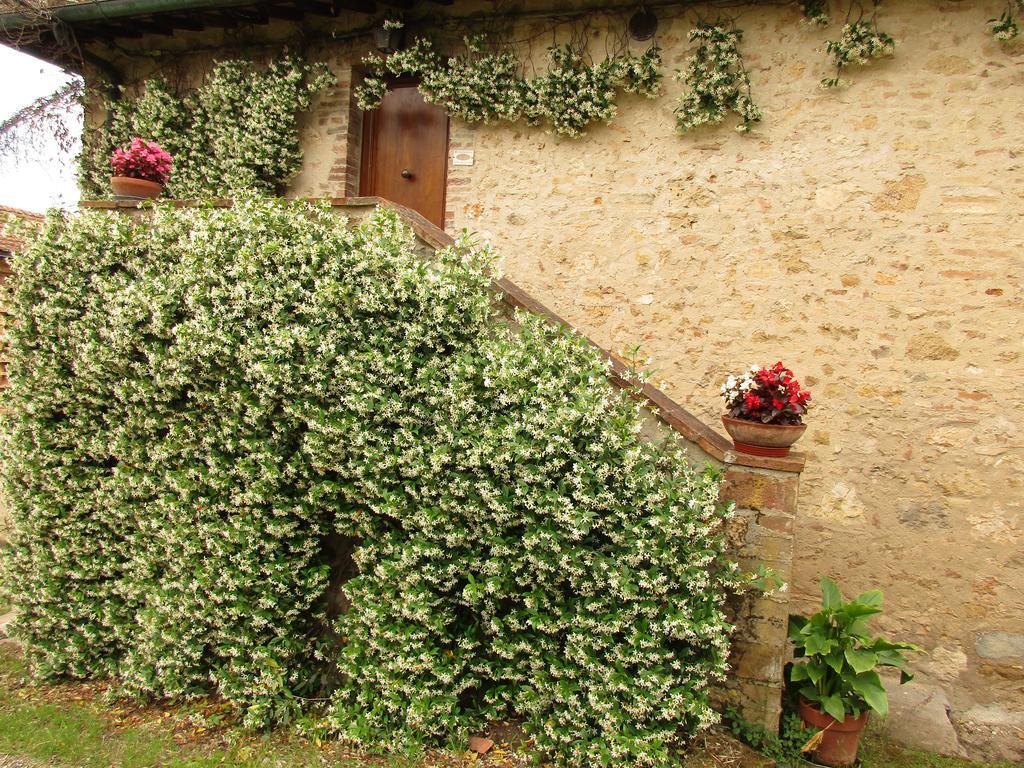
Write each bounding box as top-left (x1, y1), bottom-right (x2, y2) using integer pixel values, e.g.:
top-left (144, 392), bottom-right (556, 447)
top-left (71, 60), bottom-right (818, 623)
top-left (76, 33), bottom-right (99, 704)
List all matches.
top-left (721, 470), bottom-right (798, 514)
top-left (878, 677), bottom-right (967, 757)
top-left (729, 639), bottom-right (785, 685)
top-left (975, 632), bottom-right (1024, 660)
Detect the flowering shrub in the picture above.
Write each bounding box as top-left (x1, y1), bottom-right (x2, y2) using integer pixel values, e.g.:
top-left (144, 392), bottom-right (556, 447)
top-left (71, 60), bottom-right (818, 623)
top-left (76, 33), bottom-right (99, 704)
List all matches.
top-left (110, 137), bottom-right (173, 184)
top-left (721, 363), bottom-right (811, 425)
top-left (675, 23), bottom-right (762, 133)
top-left (821, 19), bottom-right (895, 88)
top-left (1, 199), bottom-right (744, 767)
top-left (355, 35), bottom-right (661, 137)
top-left (78, 54), bottom-right (334, 197)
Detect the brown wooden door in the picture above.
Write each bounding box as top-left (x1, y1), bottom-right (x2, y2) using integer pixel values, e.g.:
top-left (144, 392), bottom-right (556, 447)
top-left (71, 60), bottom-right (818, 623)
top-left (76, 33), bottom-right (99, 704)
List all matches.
top-left (360, 82), bottom-right (449, 228)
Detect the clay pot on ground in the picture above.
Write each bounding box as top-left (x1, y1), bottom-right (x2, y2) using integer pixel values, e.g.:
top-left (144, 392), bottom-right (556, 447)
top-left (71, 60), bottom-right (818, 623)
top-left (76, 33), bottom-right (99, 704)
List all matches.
top-left (799, 698), bottom-right (869, 767)
top-left (110, 176), bottom-right (163, 199)
top-left (721, 415), bottom-right (806, 457)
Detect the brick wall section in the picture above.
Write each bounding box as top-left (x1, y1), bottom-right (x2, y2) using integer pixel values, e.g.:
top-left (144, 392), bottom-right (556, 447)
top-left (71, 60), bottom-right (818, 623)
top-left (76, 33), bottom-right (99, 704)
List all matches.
top-left (714, 467), bottom-right (799, 728)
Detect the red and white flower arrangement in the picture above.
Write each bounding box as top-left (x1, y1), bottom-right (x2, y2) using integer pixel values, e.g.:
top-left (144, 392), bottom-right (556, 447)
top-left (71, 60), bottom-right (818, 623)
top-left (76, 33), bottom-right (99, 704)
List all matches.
top-left (721, 362), bottom-right (811, 425)
top-left (110, 138), bottom-right (173, 185)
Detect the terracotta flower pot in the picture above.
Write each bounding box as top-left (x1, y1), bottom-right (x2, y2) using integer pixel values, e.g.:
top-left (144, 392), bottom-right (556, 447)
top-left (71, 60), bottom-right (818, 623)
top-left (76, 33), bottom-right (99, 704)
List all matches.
top-left (110, 176), bottom-right (163, 199)
top-left (721, 415), bottom-right (806, 457)
top-left (799, 698), bottom-right (869, 767)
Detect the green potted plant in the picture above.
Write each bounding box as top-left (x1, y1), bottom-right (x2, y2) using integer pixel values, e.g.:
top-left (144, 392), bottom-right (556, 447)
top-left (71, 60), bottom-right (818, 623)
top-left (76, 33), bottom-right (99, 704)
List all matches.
top-left (788, 577), bottom-right (921, 767)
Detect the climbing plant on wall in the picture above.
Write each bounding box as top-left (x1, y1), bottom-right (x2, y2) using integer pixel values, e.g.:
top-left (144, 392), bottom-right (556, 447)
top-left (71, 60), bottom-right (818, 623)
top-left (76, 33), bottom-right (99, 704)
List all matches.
top-left (989, 0), bottom-right (1022, 40)
top-left (77, 54), bottom-right (334, 197)
top-left (1, 198), bottom-right (752, 768)
top-left (820, 3), bottom-right (896, 88)
top-left (355, 32), bottom-right (662, 138)
top-left (675, 22), bottom-right (762, 133)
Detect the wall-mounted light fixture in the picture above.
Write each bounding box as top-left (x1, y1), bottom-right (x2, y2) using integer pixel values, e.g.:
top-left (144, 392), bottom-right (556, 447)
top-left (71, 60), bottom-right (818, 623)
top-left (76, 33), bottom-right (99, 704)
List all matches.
top-left (628, 9), bottom-right (658, 41)
top-left (373, 19), bottom-right (404, 53)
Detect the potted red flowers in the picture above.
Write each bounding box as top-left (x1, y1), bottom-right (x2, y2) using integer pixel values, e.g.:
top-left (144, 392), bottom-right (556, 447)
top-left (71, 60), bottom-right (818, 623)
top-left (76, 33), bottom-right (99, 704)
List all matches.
top-left (110, 138), bottom-right (173, 199)
top-left (720, 362), bottom-right (810, 457)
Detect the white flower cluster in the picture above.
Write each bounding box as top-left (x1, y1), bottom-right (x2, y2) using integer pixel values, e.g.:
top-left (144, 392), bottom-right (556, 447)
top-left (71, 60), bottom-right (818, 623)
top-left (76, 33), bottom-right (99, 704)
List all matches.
top-left (78, 54), bottom-right (335, 198)
top-left (0, 199), bottom-right (742, 767)
top-left (355, 36), bottom-right (662, 138)
top-left (675, 24), bottom-right (763, 134)
top-left (821, 20), bottom-right (896, 88)
top-left (989, 0), bottom-right (1022, 41)
top-left (801, 0), bottom-right (831, 27)
top-left (719, 365), bottom-right (761, 409)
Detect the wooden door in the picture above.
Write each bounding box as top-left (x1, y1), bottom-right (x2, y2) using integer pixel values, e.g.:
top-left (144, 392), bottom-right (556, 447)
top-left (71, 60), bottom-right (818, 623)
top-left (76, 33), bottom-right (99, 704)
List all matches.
top-left (360, 82), bottom-right (449, 228)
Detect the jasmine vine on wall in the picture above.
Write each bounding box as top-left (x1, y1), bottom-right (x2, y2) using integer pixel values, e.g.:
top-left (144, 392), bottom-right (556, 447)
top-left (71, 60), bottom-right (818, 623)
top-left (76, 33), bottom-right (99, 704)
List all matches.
top-left (989, 0), bottom-right (1022, 40)
top-left (78, 54), bottom-right (334, 197)
top-left (674, 22), bottom-right (762, 133)
top-left (821, 3), bottom-right (895, 88)
top-left (801, 0), bottom-right (831, 27)
top-left (355, 30), bottom-right (662, 138)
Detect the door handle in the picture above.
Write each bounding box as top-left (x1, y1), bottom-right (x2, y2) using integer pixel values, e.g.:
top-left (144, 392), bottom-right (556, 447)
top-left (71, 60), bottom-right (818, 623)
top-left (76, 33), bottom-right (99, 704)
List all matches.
top-left (401, 169), bottom-right (413, 179)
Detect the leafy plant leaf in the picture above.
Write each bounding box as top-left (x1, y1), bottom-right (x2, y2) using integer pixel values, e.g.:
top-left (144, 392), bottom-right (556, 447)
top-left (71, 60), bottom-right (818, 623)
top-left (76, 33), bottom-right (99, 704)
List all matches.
top-left (851, 671), bottom-right (888, 716)
top-left (820, 576), bottom-right (843, 611)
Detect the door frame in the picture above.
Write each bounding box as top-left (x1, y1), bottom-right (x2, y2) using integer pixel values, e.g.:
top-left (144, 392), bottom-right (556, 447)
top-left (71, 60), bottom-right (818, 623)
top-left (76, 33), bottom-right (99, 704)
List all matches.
top-left (358, 77), bottom-right (450, 226)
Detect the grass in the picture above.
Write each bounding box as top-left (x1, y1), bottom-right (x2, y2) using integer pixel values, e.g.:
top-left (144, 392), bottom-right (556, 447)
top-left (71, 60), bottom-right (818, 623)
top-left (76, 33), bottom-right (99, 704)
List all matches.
top-left (0, 645), bottom-right (1013, 768)
top-left (860, 729), bottom-right (1017, 768)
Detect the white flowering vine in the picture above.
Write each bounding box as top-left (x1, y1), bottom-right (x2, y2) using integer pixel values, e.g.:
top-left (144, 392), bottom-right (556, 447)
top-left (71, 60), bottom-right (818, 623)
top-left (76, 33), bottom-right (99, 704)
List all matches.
top-left (78, 54), bottom-right (334, 197)
top-left (821, 14), bottom-right (896, 88)
top-left (675, 23), bottom-right (763, 133)
top-left (1, 199), bottom-right (747, 767)
top-left (801, 0), bottom-right (831, 27)
top-left (355, 35), bottom-right (662, 138)
top-left (989, 0), bottom-right (1022, 40)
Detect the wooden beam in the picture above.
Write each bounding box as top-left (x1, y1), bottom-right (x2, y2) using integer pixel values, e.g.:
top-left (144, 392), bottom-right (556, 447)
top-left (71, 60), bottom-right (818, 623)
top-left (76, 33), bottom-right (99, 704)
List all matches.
top-left (163, 14), bottom-right (206, 31)
top-left (229, 6), bottom-right (270, 23)
top-left (266, 3), bottom-right (305, 20)
top-left (334, 0), bottom-right (376, 12)
top-left (300, 0), bottom-right (336, 16)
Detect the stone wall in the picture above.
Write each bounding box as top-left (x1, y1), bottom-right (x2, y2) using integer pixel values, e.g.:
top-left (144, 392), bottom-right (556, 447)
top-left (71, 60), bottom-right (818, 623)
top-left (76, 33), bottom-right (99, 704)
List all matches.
top-left (84, 0), bottom-right (1024, 757)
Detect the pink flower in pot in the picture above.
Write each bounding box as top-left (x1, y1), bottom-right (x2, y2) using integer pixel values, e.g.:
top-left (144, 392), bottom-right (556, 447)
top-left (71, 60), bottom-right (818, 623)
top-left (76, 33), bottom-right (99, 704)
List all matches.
top-left (110, 138), bottom-right (173, 199)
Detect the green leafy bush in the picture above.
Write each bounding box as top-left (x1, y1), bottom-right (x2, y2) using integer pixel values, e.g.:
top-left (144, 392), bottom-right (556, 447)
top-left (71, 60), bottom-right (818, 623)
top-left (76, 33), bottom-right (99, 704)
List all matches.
top-left (77, 55), bottom-right (334, 198)
top-left (0, 199), bottom-right (742, 767)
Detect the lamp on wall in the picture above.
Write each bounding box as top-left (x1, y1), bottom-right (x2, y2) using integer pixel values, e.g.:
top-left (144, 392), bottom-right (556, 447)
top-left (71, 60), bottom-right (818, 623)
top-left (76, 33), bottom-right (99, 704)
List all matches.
top-left (373, 19), bottom-right (404, 53)
top-left (628, 9), bottom-right (658, 41)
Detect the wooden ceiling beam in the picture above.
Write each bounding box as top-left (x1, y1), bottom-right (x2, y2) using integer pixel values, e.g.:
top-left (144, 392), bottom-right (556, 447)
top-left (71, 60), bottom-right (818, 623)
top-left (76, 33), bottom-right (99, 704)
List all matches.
top-left (163, 14), bottom-right (207, 31)
top-left (335, 0), bottom-right (376, 13)
top-left (266, 4), bottom-right (306, 20)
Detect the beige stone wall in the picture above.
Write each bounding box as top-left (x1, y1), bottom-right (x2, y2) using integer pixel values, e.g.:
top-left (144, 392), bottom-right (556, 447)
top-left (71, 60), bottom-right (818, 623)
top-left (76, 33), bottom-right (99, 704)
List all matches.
top-left (91, 0), bottom-right (1024, 757)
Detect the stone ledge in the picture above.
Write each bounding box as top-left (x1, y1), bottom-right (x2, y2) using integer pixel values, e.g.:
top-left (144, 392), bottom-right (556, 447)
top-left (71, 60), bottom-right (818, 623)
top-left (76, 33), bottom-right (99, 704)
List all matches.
top-left (79, 196), bottom-right (806, 475)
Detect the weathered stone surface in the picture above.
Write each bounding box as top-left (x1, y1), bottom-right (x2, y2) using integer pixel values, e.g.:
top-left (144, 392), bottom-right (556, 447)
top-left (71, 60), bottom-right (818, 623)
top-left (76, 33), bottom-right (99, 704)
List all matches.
top-left (952, 706), bottom-right (1024, 763)
top-left (976, 632), bottom-right (1024, 660)
top-left (721, 469), bottom-right (798, 514)
top-left (906, 332), bottom-right (961, 361)
top-left (879, 678), bottom-right (967, 757)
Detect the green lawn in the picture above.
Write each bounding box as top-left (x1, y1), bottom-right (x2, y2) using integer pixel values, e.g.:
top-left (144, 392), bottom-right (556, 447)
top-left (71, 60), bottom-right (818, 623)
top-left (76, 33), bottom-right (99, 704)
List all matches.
top-left (0, 645), bottom-right (1010, 768)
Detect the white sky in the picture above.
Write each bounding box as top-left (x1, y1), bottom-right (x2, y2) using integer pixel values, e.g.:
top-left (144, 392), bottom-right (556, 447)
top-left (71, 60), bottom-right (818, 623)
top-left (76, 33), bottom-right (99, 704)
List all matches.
top-left (0, 45), bottom-right (80, 213)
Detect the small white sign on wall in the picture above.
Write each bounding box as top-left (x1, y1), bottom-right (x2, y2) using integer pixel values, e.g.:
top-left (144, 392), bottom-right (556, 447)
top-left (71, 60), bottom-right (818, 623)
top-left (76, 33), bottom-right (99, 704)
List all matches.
top-left (451, 149), bottom-right (475, 166)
